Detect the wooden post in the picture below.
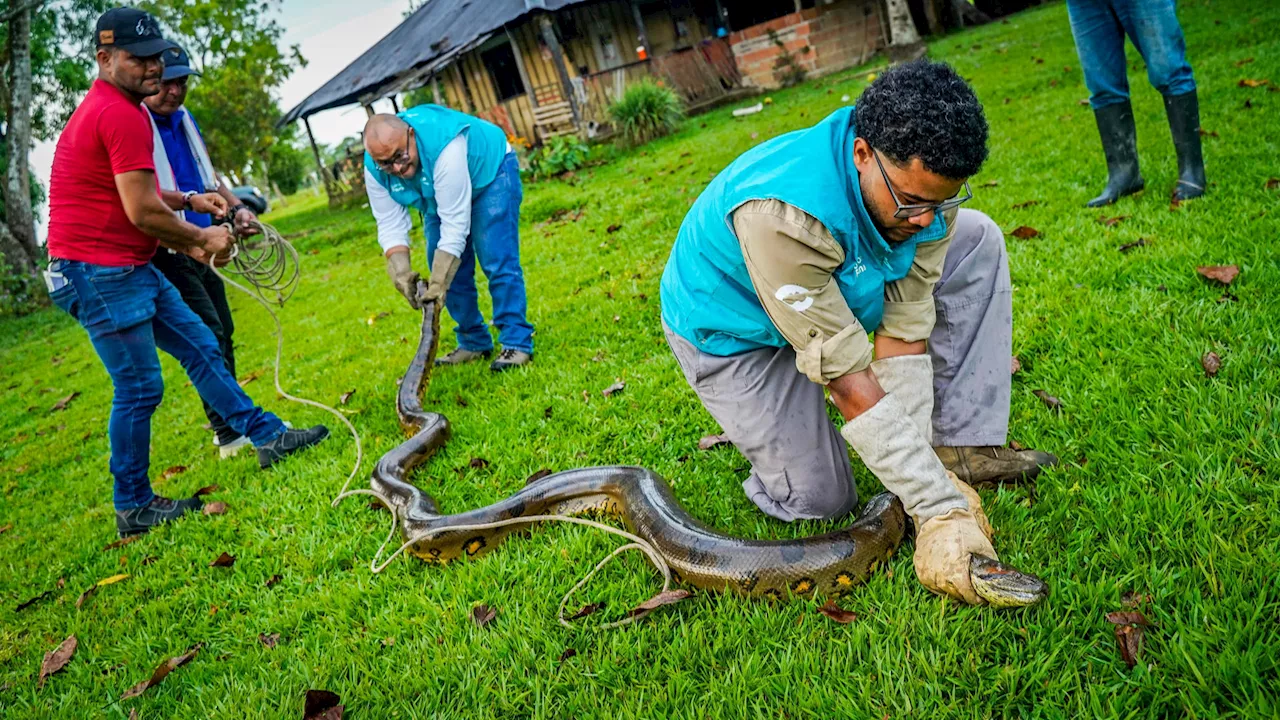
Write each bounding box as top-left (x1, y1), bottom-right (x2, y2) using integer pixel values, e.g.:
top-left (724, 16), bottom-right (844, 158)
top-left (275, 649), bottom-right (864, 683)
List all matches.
top-left (302, 117), bottom-right (331, 195)
top-left (538, 14), bottom-right (580, 125)
top-left (505, 26), bottom-right (538, 108)
top-left (449, 62), bottom-right (475, 113)
top-left (363, 103), bottom-right (375, 118)
top-left (431, 74), bottom-right (443, 104)
top-left (629, 1), bottom-right (651, 59)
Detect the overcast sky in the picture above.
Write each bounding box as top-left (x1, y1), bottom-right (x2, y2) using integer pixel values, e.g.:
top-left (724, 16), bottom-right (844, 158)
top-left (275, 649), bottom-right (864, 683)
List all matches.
top-left (31, 0), bottom-right (411, 240)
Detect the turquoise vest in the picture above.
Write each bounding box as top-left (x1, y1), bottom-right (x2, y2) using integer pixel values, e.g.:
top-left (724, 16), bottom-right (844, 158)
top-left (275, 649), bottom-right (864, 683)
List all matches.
top-left (659, 107), bottom-right (948, 356)
top-left (363, 104), bottom-right (509, 216)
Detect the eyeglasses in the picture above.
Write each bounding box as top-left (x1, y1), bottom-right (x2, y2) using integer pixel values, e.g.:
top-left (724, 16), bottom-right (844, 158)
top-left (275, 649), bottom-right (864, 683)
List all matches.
top-left (375, 126), bottom-right (414, 173)
top-left (872, 149), bottom-right (973, 219)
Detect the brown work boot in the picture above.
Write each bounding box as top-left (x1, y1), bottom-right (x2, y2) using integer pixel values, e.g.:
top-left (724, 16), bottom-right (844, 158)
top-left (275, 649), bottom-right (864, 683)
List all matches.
top-left (489, 348), bottom-right (531, 373)
top-left (434, 347), bottom-right (492, 367)
top-left (935, 445), bottom-right (1058, 486)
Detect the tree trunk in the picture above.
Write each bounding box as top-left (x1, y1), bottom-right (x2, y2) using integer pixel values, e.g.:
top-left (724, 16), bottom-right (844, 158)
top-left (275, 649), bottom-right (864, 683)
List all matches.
top-left (4, 4), bottom-right (39, 279)
top-left (885, 0), bottom-right (921, 46)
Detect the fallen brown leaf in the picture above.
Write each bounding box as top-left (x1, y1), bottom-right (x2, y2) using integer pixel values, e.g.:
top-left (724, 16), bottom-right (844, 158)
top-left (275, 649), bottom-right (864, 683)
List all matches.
top-left (601, 380), bottom-right (626, 398)
top-left (1033, 389), bottom-right (1062, 412)
top-left (1118, 237), bottom-right (1150, 253)
top-left (50, 391), bottom-right (80, 413)
top-left (455, 394), bottom-right (469, 407)
top-left (1011, 200), bottom-right (1038, 209)
top-left (526, 468), bottom-right (553, 485)
top-left (238, 369), bottom-right (263, 386)
top-left (304, 689), bottom-right (344, 720)
top-left (203, 501), bottom-right (228, 516)
top-left (120, 643), bottom-right (201, 700)
top-left (1009, 439), bottom-right (1027, 451)
top-left (979, 179), bottom-right (999, 188)
top-left (1234, 57), bottom-right (1255, 67)
top-left (381, 636), bottom-right (395, 648)
top-left (1266, 177), bottom-right (1280, 190)
top-left (558, 648), bottom-right (577, 665)
top-left (1238, 78), bottom-right (1270, 88)
top-left (1114, 624), bottom-right (1143, 668)
top-left (259, 633), bottom-right (279, 649)
top-left (698, 433), bottom-right (731, 450)
top-left (606, 223), bottom-right (623, 233)
top-left (194, 484), bottom-right (222, 497)
top-left (1201, 352), bottom-right (1222, 378)
top-left (159, 465), bottom-right (187, 481)
top-left (1011, 226), bottom-right (1041, 240)
top-left (468, 457), bottom-right (490, 469)
top-left (817, 599), bottom-right (858, 624)
top-left (75, 584), bottom-right (97, 609)
top-left (104, 535), bottom-right (142, 551)
top-left (625, 589), bottom-right (693, 620)
top-left (1196, 265), bottom-right (1240, 286)
top-left (0, 523), bottom-right (11, 534)
top-left (472, 604), bottom-right (497, 628)
top-left (1010, 356), bottom-right (1022, 375)
top-left (339, 390), bottom-right (355, 405)
top-left (210, 552), bottom-right (236, 568)
top-left (16, 589), bottom-right (53, 612)
top-left (140, 556), bottom-right (158, 566)
top-left (567, 602), bottom-right (605, 620)
top-left (1106, 610), bottom-right (1151, 626)
top-left (1121, 591), bottom-right (1153, 608)
top-left (1097, 214), bottom-right (1130, 227)
top-left (1198, 128), bottom-right (1219, 138)
top-left (265, 574), bottom-right (282, 588)
top-left (39, 635), bottom-right (77, 688)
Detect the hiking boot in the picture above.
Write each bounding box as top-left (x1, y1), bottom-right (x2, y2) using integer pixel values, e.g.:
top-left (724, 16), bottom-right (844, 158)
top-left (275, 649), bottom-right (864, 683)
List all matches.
top-left (257, 424), bottom-right (330, 469)
top-left (434, 347), bottom-right (492, 367)
top-left (1163, 90), bottom-right (1207, 202)
top-left (1086, 100), bottom-right (1145, 207)
top-left (490, 348), bottom-right (531, 373)
top-left (935, 445), bottom-right (1059, 487)
top-left (115, 495), bottom-right (203, 538)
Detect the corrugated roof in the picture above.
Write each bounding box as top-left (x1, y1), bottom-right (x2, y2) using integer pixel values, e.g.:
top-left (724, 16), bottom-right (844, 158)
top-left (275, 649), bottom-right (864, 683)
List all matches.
top-left (280, 0), bottom-right (583, 126)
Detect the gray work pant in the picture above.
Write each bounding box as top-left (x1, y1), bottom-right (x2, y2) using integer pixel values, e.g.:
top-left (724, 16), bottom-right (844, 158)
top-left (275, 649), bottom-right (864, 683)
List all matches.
top-left (664, 209), bottom-right (1012, 522)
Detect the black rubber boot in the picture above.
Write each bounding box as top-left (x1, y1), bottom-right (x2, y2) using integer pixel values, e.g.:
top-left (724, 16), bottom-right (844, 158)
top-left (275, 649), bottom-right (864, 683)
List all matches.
top-left (115, 495), bottom-right (204, 538)
top-left (1163, 90), bottom-right (1207, 202)
top-left (1086, 101), bottom-right (1145, 207)
top-left (257, 424), bottom-right (330, 469)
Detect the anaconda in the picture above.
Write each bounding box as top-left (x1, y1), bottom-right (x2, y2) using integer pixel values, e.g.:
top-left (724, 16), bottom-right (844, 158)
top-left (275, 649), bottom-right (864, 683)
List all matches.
top-left (371, 299), bottom-right (1047, 606)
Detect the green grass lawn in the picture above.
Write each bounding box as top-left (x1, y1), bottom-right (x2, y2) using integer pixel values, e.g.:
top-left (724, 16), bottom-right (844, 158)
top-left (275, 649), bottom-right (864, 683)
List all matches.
top-left (3, 1), bottom-right (1279, 716)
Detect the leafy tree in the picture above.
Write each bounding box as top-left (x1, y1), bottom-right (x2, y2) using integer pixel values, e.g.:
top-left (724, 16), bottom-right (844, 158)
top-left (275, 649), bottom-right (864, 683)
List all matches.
top-left (265, 122), bottom-right (310, 195)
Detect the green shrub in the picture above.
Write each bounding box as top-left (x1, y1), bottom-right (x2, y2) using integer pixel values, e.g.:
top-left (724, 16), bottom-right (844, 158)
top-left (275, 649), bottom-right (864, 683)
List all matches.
top-left (608, 80), bottom-right (685, 147)
top-left (527, 135), bottom-right (590, 181)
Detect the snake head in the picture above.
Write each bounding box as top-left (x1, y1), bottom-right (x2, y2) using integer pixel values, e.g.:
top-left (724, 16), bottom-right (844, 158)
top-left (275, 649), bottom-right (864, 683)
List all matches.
top-left (969, 554), bottom-right (1049, 609)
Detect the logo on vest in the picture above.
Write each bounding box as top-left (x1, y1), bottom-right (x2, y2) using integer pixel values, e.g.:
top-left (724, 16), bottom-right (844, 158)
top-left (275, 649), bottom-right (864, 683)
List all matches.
top-left (775, 284), bottom-right (815, 313)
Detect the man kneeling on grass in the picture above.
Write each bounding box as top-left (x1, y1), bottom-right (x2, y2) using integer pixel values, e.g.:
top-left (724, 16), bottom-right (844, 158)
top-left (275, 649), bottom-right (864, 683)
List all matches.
top-left (44, 8), bottom-right (328, 538)
top-left (659, 60), bottom-right (1057, 605)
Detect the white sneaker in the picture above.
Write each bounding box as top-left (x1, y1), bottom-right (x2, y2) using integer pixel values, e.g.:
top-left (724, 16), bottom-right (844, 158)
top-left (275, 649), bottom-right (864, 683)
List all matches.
top-left (211, 420), bottom-right (290, 459)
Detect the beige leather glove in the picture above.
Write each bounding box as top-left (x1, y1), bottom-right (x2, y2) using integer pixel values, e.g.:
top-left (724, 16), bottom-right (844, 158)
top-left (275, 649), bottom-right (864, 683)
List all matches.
top-left (386, 250), bottom-right (421, 309)
top-left (840, 391), bottom-right (994, 605)
top-left (422, 248), bottom-right (461, 305)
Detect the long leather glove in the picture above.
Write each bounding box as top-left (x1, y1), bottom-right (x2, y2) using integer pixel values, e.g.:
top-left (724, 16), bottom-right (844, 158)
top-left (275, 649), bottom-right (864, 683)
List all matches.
top-left (421, 248), bottom-right (461, 305)
top-left (840, 387), bottom-right (996, 605)
top-left (385, 250), bottom-right (422, 310)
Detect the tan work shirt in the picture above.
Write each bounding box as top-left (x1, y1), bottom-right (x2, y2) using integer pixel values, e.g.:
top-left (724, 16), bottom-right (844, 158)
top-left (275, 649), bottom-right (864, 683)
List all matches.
top-left (732, 199), bottom-right (957, 384)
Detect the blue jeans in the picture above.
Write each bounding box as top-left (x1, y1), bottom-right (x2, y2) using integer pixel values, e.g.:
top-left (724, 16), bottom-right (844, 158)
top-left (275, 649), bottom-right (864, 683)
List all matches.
top-left (48, 261), bottom-right (285, 510)
top-left (1067, 0), bottom-right (1197, 109)
top-left (426, 152), bottom-right (534, 355)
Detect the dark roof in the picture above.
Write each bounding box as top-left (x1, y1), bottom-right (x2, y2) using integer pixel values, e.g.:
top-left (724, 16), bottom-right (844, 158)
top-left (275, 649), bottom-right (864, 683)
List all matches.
top-left (281, 0), bottom-right (582, 126)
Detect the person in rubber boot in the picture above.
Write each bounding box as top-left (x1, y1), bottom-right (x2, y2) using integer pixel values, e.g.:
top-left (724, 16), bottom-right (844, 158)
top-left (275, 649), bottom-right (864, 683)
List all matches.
top-left (363, 108), bottom-right (534, 373)
top-left (1066, 0), bottom-right (1206, 206)
top-left (659, 60), bottom-right (1057, 605)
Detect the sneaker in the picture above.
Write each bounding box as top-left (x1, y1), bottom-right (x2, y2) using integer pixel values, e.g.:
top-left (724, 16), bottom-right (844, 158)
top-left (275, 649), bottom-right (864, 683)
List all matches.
top-left (490, 348), bottom-right (531, 373)
top-left (257, 424), bottom-right (330, 469)
top-left (212, 421), bottom-right (289, 459)
top-left (115, 495), bottom-right (204, 538)
top-left (435, 347), bottom-right (492, 366)
top-left (935, 445), bottom-right (1059, 487)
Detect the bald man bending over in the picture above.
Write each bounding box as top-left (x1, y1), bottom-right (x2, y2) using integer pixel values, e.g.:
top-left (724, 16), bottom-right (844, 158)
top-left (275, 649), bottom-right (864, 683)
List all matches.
top-left (363, 108), bottom-right (534, 372)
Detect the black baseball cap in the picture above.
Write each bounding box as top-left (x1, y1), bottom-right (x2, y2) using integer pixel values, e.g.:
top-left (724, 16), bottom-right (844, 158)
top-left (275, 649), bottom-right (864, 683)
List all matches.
top-left (95, 7), bottom-right (177, 58)
top-left (161, 46), bottom-right (201, 80)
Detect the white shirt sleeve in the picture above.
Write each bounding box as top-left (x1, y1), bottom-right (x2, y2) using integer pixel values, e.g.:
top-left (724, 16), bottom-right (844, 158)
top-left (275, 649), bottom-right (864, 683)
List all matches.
top-left (364, 167), bottom-right (412, 253)
top-left (432, 133), bottom-right (472, 259)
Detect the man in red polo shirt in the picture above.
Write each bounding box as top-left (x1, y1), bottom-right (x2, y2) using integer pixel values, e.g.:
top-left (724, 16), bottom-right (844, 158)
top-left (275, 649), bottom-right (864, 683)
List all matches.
top-left (46, 7), bottom-right (329, 538)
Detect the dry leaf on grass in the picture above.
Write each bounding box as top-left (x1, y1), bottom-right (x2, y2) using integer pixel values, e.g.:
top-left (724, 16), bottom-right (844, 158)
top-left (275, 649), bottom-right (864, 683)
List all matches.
top-left (1114, 624), bottom-right (1143, 668)
top-left (203, 502), bottom-right (228, 516)
top-left (979, 180), bottom-right (999, 188)
top-left (50, 392), bottom-right (80, 412)
top-left (159, 465), bottom-right (187, 481)
top-left (238, 369), bottom-right (263, 386)
top-left (210, 552), bottom-right (236, 568)
top-left (1196, 265), bottom-right (1239, 285)
top-left (456, 394), bottom-right (469, 408)
top-left (1010, 356), bottom-right (1022, 375)
top-left (1266, 177), bottom-right (1280, 190)
top-left (601, 380), bottom-right (626, 397)
top-left (16, 590), bottom-right (53, 612)
top-left (304, 689), bottom-right (344, 720)
top-left (39, 635), bottom-right (77, 688)
top-left (1011, 226), bottom-right (1041, 240)
top-left (1033, 390), bottom-right (1062, 411)
top-left (104, 535), bottom-right (142, 551)
top-left (625, 589), bottom-right (693, 621)
top-left (259, 633), bottom-right (279, 649)
top-left (1121, 591), bottom-right (1153, 608)
top-left (1201, 352), bottom-right (1222, 378)
top-left (1238, 78), bottom-right (1270, 88)
top-left (606, 223), bottom-right (623, 233)
top-left (1011, 200), bottom-right (1038, 209)
top-left (817, 599), bottom-right (858, 624)
top-left (558, 648), bottom-right (577, 665)
top-left (567, 602), bottom-right (605, 620)
top-left (1106, 611), bottom-right (1151, 626)
top-left (1118, 238), bottom-right (1151, 253)
top-left (338, 390), bottom-right (355, 405)
top-left (120, 644), bottom-right (201, 700)
top-left (265, 574), bottom-right (282, 588)
top-left (1234, 57), bottom-right (1255, 67)
top-left (1097, 215), bottom-right (1130, 227)
top-left (0, 523), bottom-right (11, 534)
top-left (194, 484), bottom-right (222, 497)
top-left (472, 604), bottom-right (497, 628)
top-left (698, 433), bottom-right (731, 450)
top-left (468, 457), bottom-right (489, 470)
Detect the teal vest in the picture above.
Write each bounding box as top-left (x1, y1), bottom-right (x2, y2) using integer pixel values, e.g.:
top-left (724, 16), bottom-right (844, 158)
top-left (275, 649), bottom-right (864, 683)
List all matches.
top-left (363, 104), bottom-right (508, 216)
top-left (659, 107), bottom-right (948, 356)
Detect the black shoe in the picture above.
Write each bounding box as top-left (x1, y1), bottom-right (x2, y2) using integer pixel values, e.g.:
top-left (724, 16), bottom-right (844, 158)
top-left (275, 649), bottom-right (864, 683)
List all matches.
top-left (1163, 90), bottom-right (1207, 202)
top-left (115, 495), bottom-right (203, 538)
top-left (257, 425), bottom-right (330, 469)
top-left (1086, 100), bottom-right (1145, 207)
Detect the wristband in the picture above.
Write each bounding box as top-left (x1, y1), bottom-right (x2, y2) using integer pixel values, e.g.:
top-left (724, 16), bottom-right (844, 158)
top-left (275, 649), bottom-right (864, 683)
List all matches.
top-left (181, 190), bottom-right (198, 211)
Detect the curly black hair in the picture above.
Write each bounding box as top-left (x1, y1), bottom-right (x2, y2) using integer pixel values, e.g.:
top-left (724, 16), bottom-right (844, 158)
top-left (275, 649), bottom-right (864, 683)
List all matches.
top-left (854, 59), bottom-right (989, 179)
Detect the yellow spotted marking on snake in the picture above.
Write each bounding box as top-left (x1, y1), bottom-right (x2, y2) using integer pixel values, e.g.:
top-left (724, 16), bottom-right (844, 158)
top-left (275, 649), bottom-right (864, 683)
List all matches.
top-left (463, 537), bottom-right (487, 556)
top-left (790, 578), bottom-right (815, 595)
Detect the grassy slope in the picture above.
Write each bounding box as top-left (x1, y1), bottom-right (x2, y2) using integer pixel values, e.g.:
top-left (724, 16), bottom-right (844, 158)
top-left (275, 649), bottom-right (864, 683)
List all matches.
top-left (2, 1), bottom-right (1278, 716)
